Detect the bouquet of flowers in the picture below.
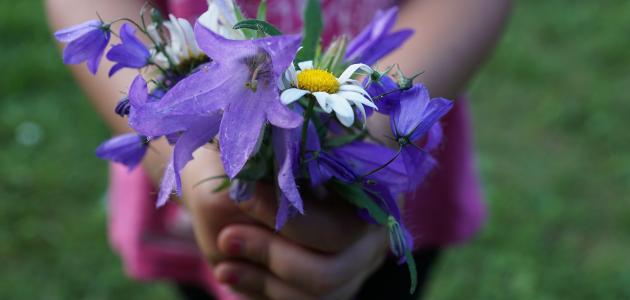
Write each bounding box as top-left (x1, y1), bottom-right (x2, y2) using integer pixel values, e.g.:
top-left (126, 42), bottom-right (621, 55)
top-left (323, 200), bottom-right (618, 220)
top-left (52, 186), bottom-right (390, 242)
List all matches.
top-left (55, 0), bottom-right (453, 293)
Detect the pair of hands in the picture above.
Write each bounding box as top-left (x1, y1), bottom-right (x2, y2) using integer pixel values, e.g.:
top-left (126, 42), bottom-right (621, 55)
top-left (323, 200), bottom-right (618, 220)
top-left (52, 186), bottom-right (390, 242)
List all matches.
top-left (179, 148), bottom-right (389, 300)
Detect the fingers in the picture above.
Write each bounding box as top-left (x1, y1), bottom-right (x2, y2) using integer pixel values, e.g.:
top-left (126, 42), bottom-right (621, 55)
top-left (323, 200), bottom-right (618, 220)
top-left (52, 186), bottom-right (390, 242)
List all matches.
top-left (179, 148), bottom-right (259, 264)
top-left (238, 185), bottom-right (368, 253)
top-left (215, 262), bottom-right (316, 300)
top-left (216, 223), bottom-right (388, 296)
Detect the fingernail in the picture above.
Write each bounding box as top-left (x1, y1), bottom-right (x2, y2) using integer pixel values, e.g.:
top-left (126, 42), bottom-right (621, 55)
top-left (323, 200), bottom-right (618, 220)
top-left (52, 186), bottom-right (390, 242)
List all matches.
top-left (227, 238), bottom-right (243, 256)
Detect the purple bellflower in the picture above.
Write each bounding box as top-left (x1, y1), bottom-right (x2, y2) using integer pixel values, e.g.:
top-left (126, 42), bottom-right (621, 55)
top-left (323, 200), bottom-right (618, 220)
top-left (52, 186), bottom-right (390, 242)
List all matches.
top-left (364, 74), bottom-right (401, 114)
top-left (55, 19), bottom-right (111, 74)
top-left (95, 133), bottom-right (149, 171)
top-left (129, 23), bottom-right (302, 196)
top-left (106, 23), bottom-right (151, 77)
top-left (390, 84), bottom-right (453, 187)
top-left (345, 7), bottom-right (413, 65)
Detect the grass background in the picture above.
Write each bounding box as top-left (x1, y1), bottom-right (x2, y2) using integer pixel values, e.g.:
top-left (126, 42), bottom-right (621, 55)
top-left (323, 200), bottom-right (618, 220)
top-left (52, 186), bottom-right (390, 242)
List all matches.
top-left (1, 0), bottom-right (629, 299)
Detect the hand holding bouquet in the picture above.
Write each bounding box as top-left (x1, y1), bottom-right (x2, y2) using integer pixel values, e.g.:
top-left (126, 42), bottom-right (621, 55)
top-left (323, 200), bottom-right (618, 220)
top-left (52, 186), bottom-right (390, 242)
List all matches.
top-left (55, 0), bottom-right (454, 294)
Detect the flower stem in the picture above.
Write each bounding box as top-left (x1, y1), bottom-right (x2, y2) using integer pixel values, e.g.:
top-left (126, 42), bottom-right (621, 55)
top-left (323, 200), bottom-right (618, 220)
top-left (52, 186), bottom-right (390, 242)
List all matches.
top-left (300, 97), bottom-right (316, 158)
top-left (360, 146), bottom-right (402, 179)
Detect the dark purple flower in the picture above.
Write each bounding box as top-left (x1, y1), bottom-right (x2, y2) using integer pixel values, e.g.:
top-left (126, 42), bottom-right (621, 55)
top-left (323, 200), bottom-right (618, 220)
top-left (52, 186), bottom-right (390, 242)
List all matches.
top-left (390, 84), bottom-right (453, 186)
top-left (390, 84), bottom-right (453, 141)
top-left (106, 23), bottom-right (151, 77)
top-left (95, 133), bottom-right (149, 171)
top-left (364, 74), bottom-right (401, 114)
top-left (332, 142), bottom-right (410, 194)
top-left (55, 19), bottom-right (111, 74)
top-left (147, 23), bottom-right (303, 180)
top-left (114, 97), bottom-right (131, 117)
top-left (272, 127), bottom-right (304, 230)
top-left (345, 7), bottom-right (413, 65)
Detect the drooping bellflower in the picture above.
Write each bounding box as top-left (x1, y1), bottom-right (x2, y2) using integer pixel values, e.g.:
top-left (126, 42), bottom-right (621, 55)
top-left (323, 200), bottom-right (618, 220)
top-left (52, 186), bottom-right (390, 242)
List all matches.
top-left (345, 7), bottom-right (413, 65)
top-left (106, 23), bottom-right (151, 76)
top-left (55, 19), bottom-right (111, 74)
top-left (95, 133), bottom-right (149, 171)
top-left (390, 84), bottom-right (453, 187)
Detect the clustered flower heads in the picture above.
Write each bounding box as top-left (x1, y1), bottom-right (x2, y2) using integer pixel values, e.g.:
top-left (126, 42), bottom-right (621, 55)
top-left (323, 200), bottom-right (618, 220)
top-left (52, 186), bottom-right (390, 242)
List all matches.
top-left (55, 0), bottom-right (453, 294)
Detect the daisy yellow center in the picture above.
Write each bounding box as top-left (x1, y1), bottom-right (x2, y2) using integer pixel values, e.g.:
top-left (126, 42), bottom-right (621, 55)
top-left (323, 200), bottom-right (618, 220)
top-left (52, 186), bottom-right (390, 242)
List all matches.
top-left (297, 69), bottom-right (340, 94)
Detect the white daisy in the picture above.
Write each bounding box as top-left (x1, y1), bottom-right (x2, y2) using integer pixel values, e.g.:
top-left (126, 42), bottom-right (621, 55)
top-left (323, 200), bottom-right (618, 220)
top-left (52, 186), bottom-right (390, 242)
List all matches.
top-left (280, 61), bottom-right (377, 127)
top-left (148, 15), bottom-right (203, 66)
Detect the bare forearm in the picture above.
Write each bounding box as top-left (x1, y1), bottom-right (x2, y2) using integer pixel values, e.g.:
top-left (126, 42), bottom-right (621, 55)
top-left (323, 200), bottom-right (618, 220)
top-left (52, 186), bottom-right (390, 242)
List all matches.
top-left (384, 0), bottom-right (512, 99)
top-left (45, 0), bottom-right (170, 183)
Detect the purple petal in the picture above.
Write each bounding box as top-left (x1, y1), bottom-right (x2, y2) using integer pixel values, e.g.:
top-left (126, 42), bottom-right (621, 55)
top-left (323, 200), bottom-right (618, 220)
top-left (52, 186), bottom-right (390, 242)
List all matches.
top-left (332, 142), bottom-right (409, 194)
top-left (95, 133), bottom-right (148, 171)
top-left (272, 127), bottom-right (304, 214)
top-left (275, 194), bottom-right (300, 231)
top-left (364, 75), bottom-right (400, 114)
top-left (408, 98), bottom-right (453, 142)
top-left (424, 122), bottom-right (443, 152)
top-left (345, 7), bottom-right (413, 65)
top-left (55, 19), bottom-right (103, 42)
top-left (400, 145), bottom-right (437, 189)
top-left (106, 23), bottom-right (150, 75)
top-left (172, 114), bottom-right (222, 195)
top-left (390, 84), bottom-right (430, 137)
top-left (156, 158), bottom-right (176, 207)
top-left (62, 28), bottom-right (110, 74)
top-left (359, 30), bottom-right (413, 66)
top-left (108, 63), bottom-right (125, 77)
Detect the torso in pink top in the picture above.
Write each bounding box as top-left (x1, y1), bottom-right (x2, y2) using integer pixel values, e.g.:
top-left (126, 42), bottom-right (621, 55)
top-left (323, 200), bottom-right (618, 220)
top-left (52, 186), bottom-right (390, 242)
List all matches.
top-left (108, 1), bottom-right (485, 298)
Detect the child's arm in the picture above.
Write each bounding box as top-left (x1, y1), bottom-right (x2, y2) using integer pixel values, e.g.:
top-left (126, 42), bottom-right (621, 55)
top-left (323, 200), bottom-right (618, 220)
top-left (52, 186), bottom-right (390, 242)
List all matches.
top-left (46, 0), bottom-right (171, 183)
top-left (385, 0), bottom-right (512, 98)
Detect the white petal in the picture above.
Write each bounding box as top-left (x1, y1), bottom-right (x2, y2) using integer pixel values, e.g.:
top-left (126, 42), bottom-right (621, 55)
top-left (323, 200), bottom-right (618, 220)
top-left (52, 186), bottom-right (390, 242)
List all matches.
top-left (338, 64), bottom-right (373, 83)
top-left (328, 94), bottom-right (355, 127)
top-left (312, 92), bottom-right (333, 113)
top-left (286, 64), bottom-right (298, 85)
top-left (339, 84), bottom-right (370, 96)
top-left (298, 60), bottom-right (314, 70)
top-left (337, 91), bottom-right (377, 109)
top-left (280, 88), bottom-right (309, 105)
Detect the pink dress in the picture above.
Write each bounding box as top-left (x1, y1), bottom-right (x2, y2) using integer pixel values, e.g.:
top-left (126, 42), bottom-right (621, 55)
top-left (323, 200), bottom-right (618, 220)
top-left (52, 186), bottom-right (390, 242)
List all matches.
top-left (107, 0), bottom-right (485, 298)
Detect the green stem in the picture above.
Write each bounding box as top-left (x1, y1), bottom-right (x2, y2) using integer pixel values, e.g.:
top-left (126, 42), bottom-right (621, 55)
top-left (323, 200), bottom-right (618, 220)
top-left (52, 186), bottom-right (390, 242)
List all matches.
top-left (300, 97), bottom-right (316, 158)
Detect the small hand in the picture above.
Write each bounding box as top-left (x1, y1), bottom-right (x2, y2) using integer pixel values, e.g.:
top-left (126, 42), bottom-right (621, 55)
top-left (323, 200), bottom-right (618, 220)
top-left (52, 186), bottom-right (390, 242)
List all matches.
top-left (215, 186), bottom-right (389, 300)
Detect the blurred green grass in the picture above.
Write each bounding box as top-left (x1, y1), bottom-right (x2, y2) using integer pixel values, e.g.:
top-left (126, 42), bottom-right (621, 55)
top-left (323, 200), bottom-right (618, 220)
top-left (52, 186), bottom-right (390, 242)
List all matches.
top-left (0, 0), bottom-right (629, 299)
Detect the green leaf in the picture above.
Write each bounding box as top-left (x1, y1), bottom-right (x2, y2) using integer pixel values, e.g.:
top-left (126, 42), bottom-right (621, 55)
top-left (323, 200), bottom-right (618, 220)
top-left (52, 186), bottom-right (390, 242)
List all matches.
top-left (296, 0), bottom-right (323, 62)
top-left (257, 0), bottom-right (267, 21)
top-left (212, 178), bottom-right (232, 193)
top-left (331, 182), bottom-right (388, 224)
top-left (233, 19), bottom-right (282, 36)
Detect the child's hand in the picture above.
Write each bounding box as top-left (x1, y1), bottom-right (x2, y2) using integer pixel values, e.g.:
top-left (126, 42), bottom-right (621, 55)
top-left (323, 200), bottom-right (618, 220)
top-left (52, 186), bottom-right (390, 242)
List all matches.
top-left (214, 197), bottom-right (388, 300)
top-left (181, 148), bottom-right (389, 300)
